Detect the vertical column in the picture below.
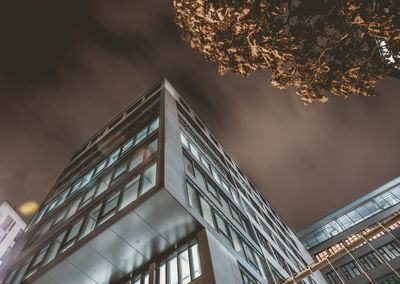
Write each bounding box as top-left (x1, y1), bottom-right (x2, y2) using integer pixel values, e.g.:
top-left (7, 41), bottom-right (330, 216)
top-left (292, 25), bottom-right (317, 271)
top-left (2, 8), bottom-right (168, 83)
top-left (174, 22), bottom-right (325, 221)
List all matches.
top-left (149, 262), bottom-right (157, 284)
top-left (197, 229), bottom-right (216, 284)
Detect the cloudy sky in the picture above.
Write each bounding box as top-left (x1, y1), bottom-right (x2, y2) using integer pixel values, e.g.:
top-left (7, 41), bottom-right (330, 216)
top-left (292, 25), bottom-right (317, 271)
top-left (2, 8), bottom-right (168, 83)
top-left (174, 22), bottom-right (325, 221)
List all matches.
top-left (0, 0), bottom-right (399, 231)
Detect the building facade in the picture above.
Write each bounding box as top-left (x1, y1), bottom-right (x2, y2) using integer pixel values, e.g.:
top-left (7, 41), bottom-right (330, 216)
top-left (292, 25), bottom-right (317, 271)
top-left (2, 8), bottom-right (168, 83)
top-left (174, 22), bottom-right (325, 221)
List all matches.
top-left (1, 80), bottom-right (324, 284)
top-left (297, 177), bottom-right (400, 283)
top-left (0, 202), bottom-right (26, 267)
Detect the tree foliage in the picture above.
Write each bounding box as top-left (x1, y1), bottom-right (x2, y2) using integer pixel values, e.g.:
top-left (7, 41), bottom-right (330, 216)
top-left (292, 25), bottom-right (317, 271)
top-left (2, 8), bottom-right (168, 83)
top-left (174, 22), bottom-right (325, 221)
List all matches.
top-left (173, 0), bottom-right (400, 103)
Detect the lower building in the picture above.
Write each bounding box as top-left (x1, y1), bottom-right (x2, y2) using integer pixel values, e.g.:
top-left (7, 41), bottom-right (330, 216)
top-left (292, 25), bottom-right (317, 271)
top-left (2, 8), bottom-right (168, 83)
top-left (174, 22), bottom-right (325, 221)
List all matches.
top-left (297, 177), bottom-right (400, 283)
top-left (0, 202), bottom-right (26, 267)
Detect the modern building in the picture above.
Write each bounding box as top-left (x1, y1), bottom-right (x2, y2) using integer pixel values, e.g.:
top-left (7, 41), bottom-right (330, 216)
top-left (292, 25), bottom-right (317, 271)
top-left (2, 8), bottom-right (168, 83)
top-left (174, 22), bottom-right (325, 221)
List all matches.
top-left (0, 201), bottom-right (26, 267)
top-left (1, 79), bottom-right (324, 284)
top-left (297, 176), bottom-right (400, 283)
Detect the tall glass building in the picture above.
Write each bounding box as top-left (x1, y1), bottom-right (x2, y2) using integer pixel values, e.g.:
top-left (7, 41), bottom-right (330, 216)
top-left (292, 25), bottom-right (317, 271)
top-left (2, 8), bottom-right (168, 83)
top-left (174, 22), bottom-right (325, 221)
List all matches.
top-left (297, 176), bottom-right (400, 283)
top-left (1, 80), bottom-right (325, 284)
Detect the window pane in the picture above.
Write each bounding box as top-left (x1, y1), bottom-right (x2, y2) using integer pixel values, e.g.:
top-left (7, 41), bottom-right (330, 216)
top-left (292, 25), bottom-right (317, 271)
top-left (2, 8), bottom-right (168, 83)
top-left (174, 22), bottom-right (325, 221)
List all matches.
top-left (194, 166), bottom-right (206, 189)
top-left (183, 154), bottom-right (194, 176)
top-left (168, 256), bottom-right (178, 284)
top-left (95, 159), bottom-right (107, 175)
top-left (81, 205), bottom-right (101, 239)
top-left (179, 249), bottom-right (191, 284)
top-left (81, 169), bottom-right (94, 188)
top-left (215, 214), bottom-right (229, 237)
top-left (180, 133), bottom-right (189, 148)
top-left (120, 176), bottom-right (140, 210)
top-left (206, 180), bottom-right (218, 197)
top-left (143, 274), bottom-right (149, 284)
top-left (70, 179), bottom-right (82, 195)
top-left (129, 150), bottom-right (144, 171)
top-left (113, 162), bottom-right (127, 182)
top-left (231, 229), bottom-right (245, 258)
top-left (146, 139), bottom-right (158, 158)
top-left (102, 192), bottom-right (119, 216)
top-left (65, 198), bottom-right (81, 220)
top-left (65, 218), bottom-right (84, 243)
top-left (149, 117), bottom-right (159, 133)
top-left (96, 172), bottom-right (112, 197)
top-left (31, 244), bottom-right (49, 268)
top-left (199, 197), bottom-right (215, 228)
top-left (108, 149), bottom-right (120, 166)
top-left (135, 127), bottom-right (148, 145)
top-left (187, 183), bottom-right (200, 212)
top-left (159, 263), bottom-right (166, 284)
top-left (190, 243), bottom-right (202, 278)
top-left (200, 156), bottom-right (210, 171)
top-left (121, 138), bottom-right (134, 154)
top-left (190, 144), bottom-right (200, 160)
top-left (80, 187), bottom-right (96, 208)
top-left (141, 163), bottom-right (157, 195)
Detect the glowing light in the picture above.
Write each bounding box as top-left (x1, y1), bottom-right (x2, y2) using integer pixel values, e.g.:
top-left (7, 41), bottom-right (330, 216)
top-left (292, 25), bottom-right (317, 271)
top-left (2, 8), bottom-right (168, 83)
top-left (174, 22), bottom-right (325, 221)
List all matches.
top-left (19, 201), bottom-right (39, 215)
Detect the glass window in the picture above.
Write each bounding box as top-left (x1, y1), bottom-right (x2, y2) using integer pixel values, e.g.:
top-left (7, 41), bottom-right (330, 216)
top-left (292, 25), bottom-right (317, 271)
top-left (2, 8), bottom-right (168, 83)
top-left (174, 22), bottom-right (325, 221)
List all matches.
top-left (206, 180), bottom-right (218, 198)
top-left (215, 213), bottom-right (229, 239)
top-left (190, 243), bottom-right (201, 279)
top-left (65, 198), bottom-right (81, 220)
top-left (148, 117), bottom-right (159, 133)
top-left (121, 138), bottom-right (134, 154)
top-left (80, 187), bottom-right (96, 208)
top-left (95, 159), bottom-right (107, 175)
top-left (141, 163), bottom-right (157, 195)
top-left (95, 172), bottom-right (112, 197)
top-left (143, 274), bottom-right (149, 284)
top-left (187, 183), bottom-right (200, 212)
top-left (231, 229), bottom-right (245, 258)
top-left (11, 257), bottom-right (32, 284)
top-left (178, 250), bottom-right (191, 284)
top-left (81, 205), bottom-right (101, 239)
top-left (47, 198), bottom-right (58, 213)
top-left (135, 127), bottom-right (148, 146)
top-left (326, 271), bottom-right (341, 284)
top-left (81, 169), bottom-right (94, 188)
top-left (70, 179), bottom-right (82, 195)
top-left (180, 133), bottom-right (189, 148)
top-left (53, 208), bottom-right (67, 226)
top-left (98, 192), bottom-right (120, 225)
top-left (146, 139), bottom-right (158, 158)
top-left (359, 251), bottom-right (383, 270)
top-left (28, 244), bottom-right (50, 273)
top-left (340, 261), bottom-right (361, 280)
top-left (194, 166), bottom-right (206, 189)
top-left (199, 197), bottom-right (215, 228)
top-left (129, 150), bottom-right (144, 171)
top-left (108, 149), bottom-right (121, 166)
top-left (120, 175), bottom-right (140, 210)
top-left (56, 189), bottom-right (70, 207)
top-left (189, 144), bottom-right (200, 161)
top-left (61, 218), bottom-right (84, 252)
top-left (183, 154), bottom-right (194, 176)
top-left (200, 156), bottom-right (210, 171)
top-left (167, 256), bottom-right (178, 284)
top-left (158, 263), bottom-right (166, 284)
top-left (230, 204), bottom-right (241, 223)
top-left (211, 168), bottom-right (221, 185)
top-left (113, 162), bottom-right (127, 183)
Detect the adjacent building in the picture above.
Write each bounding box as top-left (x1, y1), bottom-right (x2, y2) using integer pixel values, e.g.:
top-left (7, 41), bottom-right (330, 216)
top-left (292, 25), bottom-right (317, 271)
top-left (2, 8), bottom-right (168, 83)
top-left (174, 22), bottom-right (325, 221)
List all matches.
top-left (297, 177), bottom-right (400, 283)
top-left (0, 202), bottom-right (26, 267)
top-left (1, 79), bottom-right (324, 284)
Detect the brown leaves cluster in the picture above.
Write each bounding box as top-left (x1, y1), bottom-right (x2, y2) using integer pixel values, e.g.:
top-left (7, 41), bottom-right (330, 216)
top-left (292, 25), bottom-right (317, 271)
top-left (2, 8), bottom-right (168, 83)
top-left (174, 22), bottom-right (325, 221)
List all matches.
top-left (173, 0), bottom-right (399, 103)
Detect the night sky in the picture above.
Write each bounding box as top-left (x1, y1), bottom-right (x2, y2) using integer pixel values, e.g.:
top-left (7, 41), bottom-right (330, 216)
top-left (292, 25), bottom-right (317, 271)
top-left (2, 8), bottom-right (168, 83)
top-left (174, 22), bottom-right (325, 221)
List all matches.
top-left (1, 0), bottom-right (400, 232)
